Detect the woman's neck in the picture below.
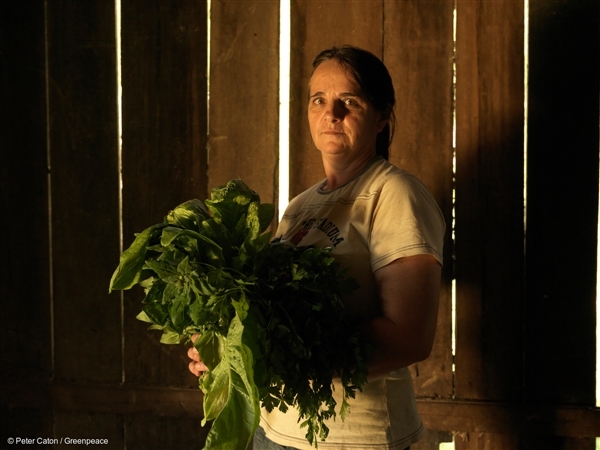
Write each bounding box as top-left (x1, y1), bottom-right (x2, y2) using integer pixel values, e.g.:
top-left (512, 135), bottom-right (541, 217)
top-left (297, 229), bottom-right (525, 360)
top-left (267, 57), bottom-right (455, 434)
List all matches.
top-left (321, 151), bottom-right (378, 191)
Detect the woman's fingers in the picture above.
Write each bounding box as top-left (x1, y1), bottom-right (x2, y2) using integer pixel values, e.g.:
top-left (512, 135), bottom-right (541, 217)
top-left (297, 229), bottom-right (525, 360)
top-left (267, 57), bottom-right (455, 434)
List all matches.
top-left (188, 335), bottom-right (209, 376)
top-left (189, 360), bottom-right (203, 377)
top-left (189, 359), bottom-right (209, 374)
top-left (187, 345), bottom-right (200, 362)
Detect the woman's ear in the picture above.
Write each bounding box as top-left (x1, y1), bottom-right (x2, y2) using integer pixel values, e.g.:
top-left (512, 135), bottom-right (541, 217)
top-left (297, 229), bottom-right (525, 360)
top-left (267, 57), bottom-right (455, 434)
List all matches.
top-left (376, 114), bottom-right (389, 133)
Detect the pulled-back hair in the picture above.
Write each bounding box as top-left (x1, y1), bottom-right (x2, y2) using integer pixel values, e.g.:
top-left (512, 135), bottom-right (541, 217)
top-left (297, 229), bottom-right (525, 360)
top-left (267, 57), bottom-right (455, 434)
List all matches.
top-left (312, 45), bottom-right (396, 160)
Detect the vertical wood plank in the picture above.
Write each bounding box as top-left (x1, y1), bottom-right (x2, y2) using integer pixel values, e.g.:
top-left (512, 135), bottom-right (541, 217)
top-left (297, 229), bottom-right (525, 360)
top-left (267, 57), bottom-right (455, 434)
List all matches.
top-left (125, 414), bottom-right (208, 450)
top-left (208, 0), bottom-right (280, 211)
top-left (0, 0), bottom-right (54, 441)
top-left (525, 0), bottom-right (598, 406)
top-left (121, 0), bottom-right (208, 388)
top-left (454, 0), bottom-right (524, 406)
top-left (289, 0), bottom-right (383, 197)
top-left (46, 0), bottom-right (122, 443)
top-left (121, 1), bottom-right (208, 447)
top-left (53, 412), bottom-right (125, 449)
top-left (0, 0), bottom-right (51, 387)
top-left (384, 0), bottom-right (455, 400)
top-left (47, 0), bottom-right (121, 384)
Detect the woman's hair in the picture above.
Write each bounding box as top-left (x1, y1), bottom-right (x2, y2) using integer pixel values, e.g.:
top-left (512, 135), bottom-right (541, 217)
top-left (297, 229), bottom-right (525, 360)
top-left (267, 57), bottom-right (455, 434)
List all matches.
top-left (312, 45), bottom-right (396, 160)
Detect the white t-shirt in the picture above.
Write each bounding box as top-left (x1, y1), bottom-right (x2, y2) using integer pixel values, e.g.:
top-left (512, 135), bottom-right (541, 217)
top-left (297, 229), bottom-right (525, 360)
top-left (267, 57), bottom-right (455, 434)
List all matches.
top-left (260, 156), bottom-right (445, 449)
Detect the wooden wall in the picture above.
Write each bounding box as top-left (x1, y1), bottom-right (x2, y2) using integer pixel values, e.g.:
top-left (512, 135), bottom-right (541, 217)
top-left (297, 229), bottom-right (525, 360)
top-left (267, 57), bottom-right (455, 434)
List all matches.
top-left (1, 1), bottom-right (598, 449)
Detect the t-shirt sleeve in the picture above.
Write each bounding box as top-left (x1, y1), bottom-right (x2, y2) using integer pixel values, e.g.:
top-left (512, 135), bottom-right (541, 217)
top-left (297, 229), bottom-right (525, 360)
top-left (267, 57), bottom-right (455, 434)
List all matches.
top-left (369, 174), bottom-right (445, 272)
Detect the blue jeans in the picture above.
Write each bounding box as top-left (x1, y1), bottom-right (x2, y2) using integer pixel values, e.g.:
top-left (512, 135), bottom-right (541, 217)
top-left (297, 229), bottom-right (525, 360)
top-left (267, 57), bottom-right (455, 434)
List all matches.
top-left (253, 426), bottom-right (299, 449)
top-left (253, 427), bottom-right (410, 450)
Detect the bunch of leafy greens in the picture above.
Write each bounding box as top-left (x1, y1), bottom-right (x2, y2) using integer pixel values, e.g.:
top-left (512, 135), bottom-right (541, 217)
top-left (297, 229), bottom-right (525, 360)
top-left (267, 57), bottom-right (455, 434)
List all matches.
top-left (109, 179), bottom-right (371, 450)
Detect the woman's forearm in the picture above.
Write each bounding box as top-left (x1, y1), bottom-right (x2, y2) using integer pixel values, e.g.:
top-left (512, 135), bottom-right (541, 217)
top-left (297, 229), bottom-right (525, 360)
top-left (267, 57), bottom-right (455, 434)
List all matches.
top-left (360, 315), bottom-right (434, 378)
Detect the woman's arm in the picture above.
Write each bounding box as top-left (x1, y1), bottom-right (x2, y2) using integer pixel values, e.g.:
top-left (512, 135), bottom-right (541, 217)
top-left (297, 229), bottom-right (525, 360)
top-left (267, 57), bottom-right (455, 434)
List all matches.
top-left (360, 253), bottom-right (442, 378)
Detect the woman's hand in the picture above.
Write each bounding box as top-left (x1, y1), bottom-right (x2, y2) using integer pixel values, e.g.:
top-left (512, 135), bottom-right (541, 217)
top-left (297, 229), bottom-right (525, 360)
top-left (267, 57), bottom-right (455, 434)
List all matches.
top-left (187, 334), bottom-right (209, 377)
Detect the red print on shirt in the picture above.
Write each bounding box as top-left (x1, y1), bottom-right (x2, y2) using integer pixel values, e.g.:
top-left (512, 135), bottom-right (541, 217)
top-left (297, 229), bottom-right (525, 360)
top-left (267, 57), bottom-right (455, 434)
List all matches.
top-left (290, 229), bottom-right (308, 245)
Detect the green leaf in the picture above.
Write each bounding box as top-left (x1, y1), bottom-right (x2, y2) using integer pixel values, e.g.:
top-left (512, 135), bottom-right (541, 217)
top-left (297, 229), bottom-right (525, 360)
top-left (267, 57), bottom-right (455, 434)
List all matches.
top-left (257, 203), bottom-right (275, 234)
top-left (169, 294), bottom-right (189, 330)
top-left (160, 329), bottom-right (185, 344)
top-left (161, 227), bottom-right (226, 266)
top-left (244, 202), bottom-right (263, 242)
top-left (161, 282), bottom-right (179, 304)
top-left (109, 224), bottom-right (166, 292)
top-left (188, 294), bottom-right (207, 324)
top-left (235, 231), bottom-right (272, 272)
top-left (144, 259), bottom-right (179, 281)
top-left (339, 396), bottom-right (350, 422)
top-left (205, 179), bottom-right (260, 233)
top-left (176, 256), bottom-right (193, 275)
top-left (158, 247), bottom-right (187, 266)
top-left (201, 219), bottom-right (234, 262)
top-left (160, 226), bottom-right (186, 247)
top-left (201, 315), bottom-right (260, 450)
top-left (166, 199), bottom-right (210, 230)
top-left (136, 310), bottom-right (153, 323)
top-left (231, 293), bottom-right (249, 322)
top-left (144, 278), bottom-right (167, 304)
top-left (241, 306), bottom-right (267, 394)
top-left (141, 302), bottom-right (169, 326)
top-left (195, 330), bottom-right (225, 371)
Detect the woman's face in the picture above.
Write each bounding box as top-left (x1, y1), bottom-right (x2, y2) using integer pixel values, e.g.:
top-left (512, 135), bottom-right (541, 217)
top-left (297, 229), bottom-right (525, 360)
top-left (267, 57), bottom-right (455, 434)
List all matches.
top-left (308, 60), bottom-right (387, 160)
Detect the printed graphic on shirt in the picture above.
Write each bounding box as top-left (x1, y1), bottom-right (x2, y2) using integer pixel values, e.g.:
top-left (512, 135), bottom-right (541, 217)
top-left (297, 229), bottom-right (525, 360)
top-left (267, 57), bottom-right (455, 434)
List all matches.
top-left (289, 229), bottom-right (308, 245)
top-left (290, 217), bottom-right (345, 247)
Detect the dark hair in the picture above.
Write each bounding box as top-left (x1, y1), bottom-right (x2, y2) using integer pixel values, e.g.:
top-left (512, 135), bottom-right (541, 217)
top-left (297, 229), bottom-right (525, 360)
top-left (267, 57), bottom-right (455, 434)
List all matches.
top-left (312, 45), bottom-right (396, 160)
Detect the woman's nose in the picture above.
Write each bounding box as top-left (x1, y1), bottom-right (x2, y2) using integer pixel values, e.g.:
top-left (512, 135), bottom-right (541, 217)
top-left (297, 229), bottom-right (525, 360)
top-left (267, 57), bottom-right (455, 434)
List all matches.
top-left (324, 100), bottom-right (346, 122)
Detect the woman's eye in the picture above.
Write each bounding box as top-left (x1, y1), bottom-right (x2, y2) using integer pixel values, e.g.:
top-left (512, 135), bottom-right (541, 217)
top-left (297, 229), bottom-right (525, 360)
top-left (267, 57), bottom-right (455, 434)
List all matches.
top-left (313, 98), bottom-right (324, 105)
top-left (344, 98), bottom-right (355, 106)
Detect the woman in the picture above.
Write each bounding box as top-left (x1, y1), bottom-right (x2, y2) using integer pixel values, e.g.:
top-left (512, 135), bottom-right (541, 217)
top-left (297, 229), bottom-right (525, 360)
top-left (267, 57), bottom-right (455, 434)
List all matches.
top-left (190, 45), bottom-right (445, 450)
